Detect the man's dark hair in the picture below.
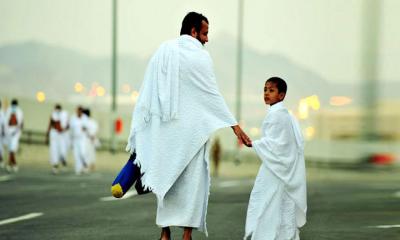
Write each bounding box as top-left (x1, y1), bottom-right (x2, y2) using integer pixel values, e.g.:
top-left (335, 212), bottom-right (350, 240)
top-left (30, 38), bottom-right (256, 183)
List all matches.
top-left (266, 77), bottom-right (287, 94)
top-left (55, 104), bottom-right (62, 110)
top-left (83, 108), bottom-right (91, 117)
top-left (180, 12), bottom-right (208, 35)
top-left (11, 99), bottom-right (18, 106)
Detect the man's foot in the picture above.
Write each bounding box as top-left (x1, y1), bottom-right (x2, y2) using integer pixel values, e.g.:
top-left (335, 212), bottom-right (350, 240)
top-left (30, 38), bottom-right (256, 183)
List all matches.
top-left (160, 227), bottom-right (171, 240)
top-left (0, 161), bottom-right (5, 169)
top-left (182, 227), bottom-right (192, 240)
top-left (12, 165), bottom-right (19, 173)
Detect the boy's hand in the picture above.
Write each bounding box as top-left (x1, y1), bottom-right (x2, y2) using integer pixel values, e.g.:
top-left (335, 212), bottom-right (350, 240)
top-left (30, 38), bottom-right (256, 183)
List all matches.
top-left (231, 125), bottom-right (252, 147)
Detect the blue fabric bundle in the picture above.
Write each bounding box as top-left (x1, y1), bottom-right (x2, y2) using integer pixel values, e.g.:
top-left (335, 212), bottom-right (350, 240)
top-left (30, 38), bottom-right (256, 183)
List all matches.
top-left (111, 153), bottom-right (150, 198)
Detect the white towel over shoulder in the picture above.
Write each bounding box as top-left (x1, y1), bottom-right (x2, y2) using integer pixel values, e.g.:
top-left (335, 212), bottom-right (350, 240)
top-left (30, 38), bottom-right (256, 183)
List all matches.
top-left (126, 35), bottom-right (237, 204)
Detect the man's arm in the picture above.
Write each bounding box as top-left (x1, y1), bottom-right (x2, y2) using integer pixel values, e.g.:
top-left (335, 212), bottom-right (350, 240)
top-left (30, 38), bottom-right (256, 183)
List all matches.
top-left (231, 125), bottom-right (252, 147)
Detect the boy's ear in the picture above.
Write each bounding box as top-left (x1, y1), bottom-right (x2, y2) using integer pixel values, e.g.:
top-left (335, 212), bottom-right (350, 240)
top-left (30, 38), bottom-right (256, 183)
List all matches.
top-left (279, 92), bottom-right (286, 101)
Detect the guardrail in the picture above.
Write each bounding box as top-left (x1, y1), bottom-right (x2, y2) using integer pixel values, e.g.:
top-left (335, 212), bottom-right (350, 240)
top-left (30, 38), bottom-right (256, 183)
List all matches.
top-left (20, 130), bottom-right (127, 152)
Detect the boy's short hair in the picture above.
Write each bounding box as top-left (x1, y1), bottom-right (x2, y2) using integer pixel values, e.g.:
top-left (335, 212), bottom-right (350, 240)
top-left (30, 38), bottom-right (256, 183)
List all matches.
top-left (266, 77), bottom-right (287, 94)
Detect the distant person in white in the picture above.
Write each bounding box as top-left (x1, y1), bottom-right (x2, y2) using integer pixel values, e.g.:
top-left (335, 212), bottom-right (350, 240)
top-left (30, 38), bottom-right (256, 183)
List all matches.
top-left (5, 99), bottom-right (24, 173)
top-left (82, 108), bottom-right (98, 172)
top-left (126, 12), bottom-right (251, 240)
top-left (245, 77), bottom-right (307, 240)
top-left (46, 104), bottom-right (69, 174)
top-left (0, 100), bottom-right (6, 168)
top-left (69, 106), bottom-right (89, 175)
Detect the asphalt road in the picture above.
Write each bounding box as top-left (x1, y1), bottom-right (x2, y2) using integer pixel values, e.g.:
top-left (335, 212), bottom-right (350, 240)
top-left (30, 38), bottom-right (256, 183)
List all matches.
top-left (1, 159), bottom-right (400, 239)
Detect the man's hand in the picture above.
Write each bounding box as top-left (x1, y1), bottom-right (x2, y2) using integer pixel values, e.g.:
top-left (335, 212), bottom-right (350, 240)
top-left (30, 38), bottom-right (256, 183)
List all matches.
top-left (231, 125), bottom-right (252, 147)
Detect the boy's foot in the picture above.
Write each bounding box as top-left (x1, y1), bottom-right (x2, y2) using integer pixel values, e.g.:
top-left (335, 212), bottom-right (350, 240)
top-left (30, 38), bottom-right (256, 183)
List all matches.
top-left (0, 161), bottom-right (5, 169)
top-left (6, 165), bottom-right (12, 173)
top-left (12, 165), bottom-right (19, 173)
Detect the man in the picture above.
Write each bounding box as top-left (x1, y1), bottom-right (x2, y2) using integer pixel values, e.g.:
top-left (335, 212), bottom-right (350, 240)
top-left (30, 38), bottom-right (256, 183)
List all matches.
top-left (0, 100), bottom-right (6, 168)
top-left (69, 106), bottom-right (89, 175)
top-left (46, 104), bottom-right (69, 174)
top-left (5, 99), bottom-right (23, 172)
top-left (211, 137), bottom-right (221, 177)
top-left (82, 108), bottom-right (98, 172)
top-left (126, 12), bottom-right (251, 240)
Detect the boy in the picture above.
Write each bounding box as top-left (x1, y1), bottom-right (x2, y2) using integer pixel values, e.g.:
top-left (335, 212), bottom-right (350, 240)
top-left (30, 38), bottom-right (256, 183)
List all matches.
top-left (244, 77), bottom-right (307, 240)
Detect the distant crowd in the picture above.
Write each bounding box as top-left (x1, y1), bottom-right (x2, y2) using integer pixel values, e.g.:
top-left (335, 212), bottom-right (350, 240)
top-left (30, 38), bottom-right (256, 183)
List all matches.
top-left (0, 99), bottom-right (99, 175)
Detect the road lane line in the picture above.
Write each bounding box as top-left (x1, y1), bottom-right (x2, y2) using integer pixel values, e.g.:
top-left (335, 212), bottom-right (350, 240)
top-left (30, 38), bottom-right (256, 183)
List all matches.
top-left (0, 175), bottom-right (12, 182)
top-left (217, 179), bottom-right (254, 188)
top-left (100, 191), bottom-right (137, 202)
top-left (367, 225), bottom-right (400, 229)
top-left (393, 191), bottom-right (400, 198)
top-left (218, 180), bottom-right (241, 188)
top-left (0, 213), bottom-right (43, 226)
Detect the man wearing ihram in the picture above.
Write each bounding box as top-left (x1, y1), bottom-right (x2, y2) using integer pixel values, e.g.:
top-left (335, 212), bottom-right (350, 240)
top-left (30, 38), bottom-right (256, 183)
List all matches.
top-left (125, 12), bottom-right (252, 240)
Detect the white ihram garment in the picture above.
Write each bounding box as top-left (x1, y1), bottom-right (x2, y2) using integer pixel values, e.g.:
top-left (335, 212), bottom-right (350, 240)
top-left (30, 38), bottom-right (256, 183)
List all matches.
top-left (85, 118), bottom-right (98, 166)
top-left (5, 107), bottom-right (23, 152)
top-left (0, 110), bottom-right (6, 158)
top-left (245, 102), bottom-right (307, 240)
top-left (49, 110), bottom-right (69, 165)
top-left (126, 35), bottom-right (237, 235)
top-left (69, 114), bottom-right (89, 174)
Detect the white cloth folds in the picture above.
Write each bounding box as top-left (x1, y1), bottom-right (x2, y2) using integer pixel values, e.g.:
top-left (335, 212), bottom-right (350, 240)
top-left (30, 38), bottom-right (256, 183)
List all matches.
top-left (5, 107), bottom-right (23, 152)
top-left (126, 35), bottom-right (237, 206)
top-left (49, 110), bottom-right (69, 165)
top-left (245, 102), bottom-right (307, 240)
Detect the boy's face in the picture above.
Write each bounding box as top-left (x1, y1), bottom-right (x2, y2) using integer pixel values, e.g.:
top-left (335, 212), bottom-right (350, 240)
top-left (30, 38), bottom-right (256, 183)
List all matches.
top-left (264, 81), bottom-right (285, 106)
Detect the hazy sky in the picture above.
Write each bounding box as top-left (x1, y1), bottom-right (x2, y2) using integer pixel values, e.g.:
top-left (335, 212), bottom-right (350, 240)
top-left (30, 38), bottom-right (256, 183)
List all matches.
top-left (0, 0), bottom-right (399, 83)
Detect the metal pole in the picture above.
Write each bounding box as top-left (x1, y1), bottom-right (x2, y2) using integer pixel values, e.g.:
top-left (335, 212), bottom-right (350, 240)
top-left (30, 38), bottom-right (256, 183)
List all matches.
top-left (110, 0), bottom-right (118, 152)
top-left (234, 0), bottom-right (244, 165)
top-left (361, 0), bottom-right (381, 140)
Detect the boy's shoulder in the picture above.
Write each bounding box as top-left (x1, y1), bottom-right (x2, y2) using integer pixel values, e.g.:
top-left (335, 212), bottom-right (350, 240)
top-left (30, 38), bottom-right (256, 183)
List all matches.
top-left (267, 108), bottom-right (291, 124)
top-left (265, 109), bottom-right (291, 125)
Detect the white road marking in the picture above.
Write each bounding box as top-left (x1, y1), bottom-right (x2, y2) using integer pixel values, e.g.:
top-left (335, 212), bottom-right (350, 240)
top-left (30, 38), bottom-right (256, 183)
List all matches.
top-left (218, 180), bottom-right (241, 188)
top-left (100, 191), bottom-right (137, 202)
top-left (393, 191), bottom-right (400, 198)
top-left (0, 175), bottom-right (12, 182)
top-left (217, 180), bottom-right (253, 188)
top-left (0, 213), bottom-right (43, 226)
top-left (367, 225), bottom-right (400, 229)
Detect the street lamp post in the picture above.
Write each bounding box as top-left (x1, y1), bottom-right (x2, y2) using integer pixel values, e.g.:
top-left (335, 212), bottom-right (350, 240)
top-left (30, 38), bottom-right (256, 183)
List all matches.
top-left (361, 0), bottom-right (381, 140)
top-left (234, 0), bottom-right (244, 164)
top-left (110, 0), bottom-right (118, 153)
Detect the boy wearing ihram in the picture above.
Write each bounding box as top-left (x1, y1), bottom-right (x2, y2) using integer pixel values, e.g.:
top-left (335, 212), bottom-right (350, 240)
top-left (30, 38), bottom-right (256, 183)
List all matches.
top-left (245, 77), bottom-right (307, 240)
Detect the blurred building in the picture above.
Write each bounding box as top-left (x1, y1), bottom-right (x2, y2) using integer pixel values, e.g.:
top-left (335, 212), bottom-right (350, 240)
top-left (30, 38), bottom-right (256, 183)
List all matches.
top-left (310, 100), bottom-right (400, 141)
